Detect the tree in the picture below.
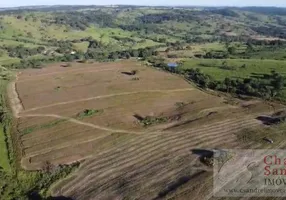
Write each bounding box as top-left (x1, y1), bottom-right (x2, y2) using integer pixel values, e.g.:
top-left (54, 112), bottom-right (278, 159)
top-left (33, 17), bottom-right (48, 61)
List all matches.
top-left (154, 51), bottom-right (160, 56)
top-left (88, 40), bottom-right (102, 49)
top-left (130, 49), bottom-right (139, 57)
top-left (272, 75), bottom-right (284, 91)
top-left (224, 77), bottom-right (232, 93)
top-left (131, 70), bottom-right (138, 75)
top-left (186, 45), bottom-right (192, 50)
top-left (205, 52), bottom-right (213, 59)
top-left (109, 52), bottom-right (119, 60)
top-left (199, 75), bottom-right (210, 88)
top-left (227, 46), bottom-right (236, 55)
top-left (125, 52), bottom-right (131, 59)
top-left (246, 42), bottom-right (254, 52)
top-left (158, 38), bottom-right (167, 43)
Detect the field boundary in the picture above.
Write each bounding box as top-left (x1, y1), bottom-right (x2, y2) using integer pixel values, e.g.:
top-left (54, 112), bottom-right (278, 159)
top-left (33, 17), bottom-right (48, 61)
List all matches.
top-left (7, 74), bottom-right (24, 118)
top-left (0, 75), bottom-right (22, 171)
top-left (0, 80), bottom-right (12, 171)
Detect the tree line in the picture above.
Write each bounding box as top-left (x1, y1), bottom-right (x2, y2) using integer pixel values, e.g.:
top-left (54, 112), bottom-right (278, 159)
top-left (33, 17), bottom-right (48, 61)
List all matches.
top-left (1, 45), bottom-right (45, 58)
top-left (2, 45), bottom-right (161, 69)
top-left (148, 58), bottom-right (286, 101)
top-left (185, 68), bottom-right (286, 100)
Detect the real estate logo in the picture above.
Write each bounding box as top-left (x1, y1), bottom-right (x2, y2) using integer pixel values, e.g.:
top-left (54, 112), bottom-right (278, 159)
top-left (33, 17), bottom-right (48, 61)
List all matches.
top-left (214, 149), bottom-right (286, 197)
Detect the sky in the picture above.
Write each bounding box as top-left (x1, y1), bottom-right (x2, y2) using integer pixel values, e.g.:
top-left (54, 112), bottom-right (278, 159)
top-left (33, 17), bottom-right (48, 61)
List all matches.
top-left (1, 0), bottom-right (286, 8)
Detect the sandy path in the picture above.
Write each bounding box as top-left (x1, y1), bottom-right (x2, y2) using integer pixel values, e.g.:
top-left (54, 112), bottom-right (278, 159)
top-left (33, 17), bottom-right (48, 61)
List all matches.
top-left (7, 74), bottom-right (23, 118)
top-left (22, 113), bottom-right (150, 135)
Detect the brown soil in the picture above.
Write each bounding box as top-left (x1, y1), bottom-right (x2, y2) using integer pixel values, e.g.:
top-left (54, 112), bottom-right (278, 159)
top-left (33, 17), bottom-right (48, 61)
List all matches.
top-left (8, 60), bottom-right (286, 199)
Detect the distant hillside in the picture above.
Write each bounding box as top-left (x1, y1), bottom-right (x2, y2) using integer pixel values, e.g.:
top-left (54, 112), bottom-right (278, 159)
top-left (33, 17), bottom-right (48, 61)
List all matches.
top-left (238, 6), bottom-right (286, 15)
top-left (1, 6), bottom-right (286, 67)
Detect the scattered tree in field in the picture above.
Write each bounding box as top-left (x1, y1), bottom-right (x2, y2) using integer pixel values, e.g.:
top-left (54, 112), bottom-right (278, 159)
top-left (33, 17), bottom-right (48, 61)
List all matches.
top-left (227, 46), bottom-right (236, 55)
top-left (165, 48), bottom-right (170, 53)
top-left (140, 116), bottom-right (168, 127)
top-left (186, 45), bottom-right (192, 50)
top-left (272, 75), bottom-right (284, 91)
top-left (42, 161), bottom-right (54, 173)
top-left (131, 70), bottom-right (138, 75)
top-left (77, 109), bottom-right (103, 119)
top-left (131, 77), bottom-right (140, 81)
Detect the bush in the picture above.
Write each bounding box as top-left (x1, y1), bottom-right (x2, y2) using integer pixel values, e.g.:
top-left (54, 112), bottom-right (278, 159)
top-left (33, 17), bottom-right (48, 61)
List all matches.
top-left (131, 77), bottom-right (140, 81)
top-left (131, 70), bottom-right (138, 75)
top-left (77, 109), bottom-right (103, 119)
top-left (140, 116), bottom-right (168, 127)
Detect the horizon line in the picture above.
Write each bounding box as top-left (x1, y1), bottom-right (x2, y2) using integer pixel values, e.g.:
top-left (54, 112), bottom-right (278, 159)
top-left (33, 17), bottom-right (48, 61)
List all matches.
top-left (1, 4), bottom-right (286, 9)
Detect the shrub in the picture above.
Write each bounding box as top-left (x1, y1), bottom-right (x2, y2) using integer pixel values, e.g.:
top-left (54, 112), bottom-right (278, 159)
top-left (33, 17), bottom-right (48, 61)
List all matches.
top-left (131, 70), bottom-right (138, 75)
top-left (77, 109), bottom-right (103, 119)
top-left (140, 116), bottom-right (168, 127)
top-left (175, 102), bottom-right (186, 108)
top-left (131, 77), bottom-right (140, 81)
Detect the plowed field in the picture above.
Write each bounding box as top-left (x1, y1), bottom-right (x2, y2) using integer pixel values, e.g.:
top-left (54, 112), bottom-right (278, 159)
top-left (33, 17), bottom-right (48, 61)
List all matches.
top-left (8, 60), bottom-right (285, 199)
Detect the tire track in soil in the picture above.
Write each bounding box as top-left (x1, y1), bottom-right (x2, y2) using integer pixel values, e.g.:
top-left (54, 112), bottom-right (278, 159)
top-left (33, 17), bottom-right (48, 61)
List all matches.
top-left (61, 134), bottom-right (239, 199)
top-left (13, 72), bottom-right (267, 199)
top-left (27, 117), bottom-right (259, 168)
top-left (17, 67), bottom-right (120, 83)
top-left (57, 118), bottom-right (261, 197)
top-left (66, 137), bottom-right (236, 199)
top-left (75, 117), bottom-right (260, 171)
top-left (22, 88), bottom-right (195, 113)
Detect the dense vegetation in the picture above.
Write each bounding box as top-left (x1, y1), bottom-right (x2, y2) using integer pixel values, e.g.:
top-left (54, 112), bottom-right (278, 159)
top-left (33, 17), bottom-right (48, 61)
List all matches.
top-left (1, 5), bottom-right (286, 67)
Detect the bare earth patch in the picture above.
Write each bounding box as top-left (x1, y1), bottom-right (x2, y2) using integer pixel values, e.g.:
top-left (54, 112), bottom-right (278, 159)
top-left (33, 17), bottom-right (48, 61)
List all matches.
top-left (9, 60), bottom-right (286, 199)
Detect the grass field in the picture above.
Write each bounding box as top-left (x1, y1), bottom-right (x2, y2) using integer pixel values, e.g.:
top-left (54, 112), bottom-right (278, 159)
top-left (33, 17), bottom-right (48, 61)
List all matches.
top-left (0, 124), bottom-right (10, 171)
top-left (181, 59), bottom-right (286, 80)
top-left (0, 78), bottom-right (10, 172)
top-left (181, 58), bottom-right (286, 98)
top-left (0, 15), bottom-right (162, 65)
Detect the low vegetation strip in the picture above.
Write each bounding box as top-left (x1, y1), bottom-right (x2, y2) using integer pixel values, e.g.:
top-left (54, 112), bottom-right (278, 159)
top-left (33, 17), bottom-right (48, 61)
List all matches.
top-left (0, 79), bottom-right (11, 172)
top-left (21, 118), bottom-right (68, 135)
top-left (21, 114), bottom-right (145, 135)
top-left (21, 109), bottom-right (104, 135)
top-left (0, 124), bottom-right (10, 171)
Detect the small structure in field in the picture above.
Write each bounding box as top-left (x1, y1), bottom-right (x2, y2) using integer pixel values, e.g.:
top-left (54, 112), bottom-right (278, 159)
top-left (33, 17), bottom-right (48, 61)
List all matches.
top-left (167, 63), bottom-right (178, 72)
top-left (263, 137), bottom-right (274, 144)
top-left (167, 63), bottom-right (178, 68)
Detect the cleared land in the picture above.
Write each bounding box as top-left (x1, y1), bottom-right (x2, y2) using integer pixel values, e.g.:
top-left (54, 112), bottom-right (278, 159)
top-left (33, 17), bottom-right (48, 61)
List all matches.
top-left (9, 60), bottom-right (286, 199)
